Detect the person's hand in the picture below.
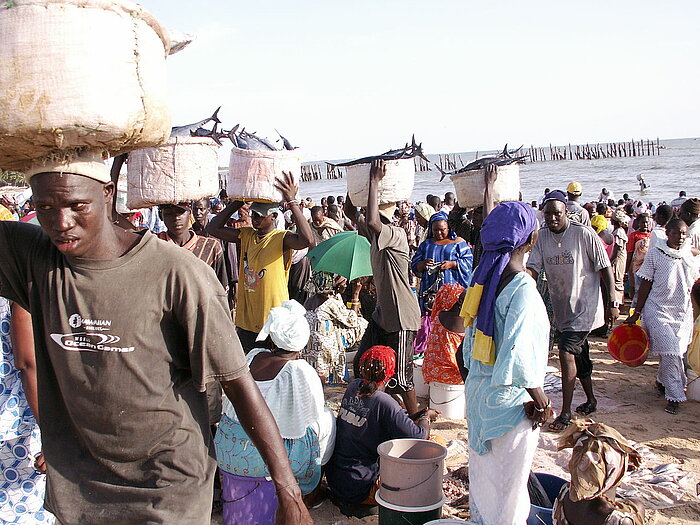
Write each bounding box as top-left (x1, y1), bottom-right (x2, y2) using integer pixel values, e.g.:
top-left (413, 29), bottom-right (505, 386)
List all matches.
top-left (626, 311), bottom-right (640, 325)
top-left (369, 159), bottom-right (387, 183)
top-left (484, 163), bottom-right (498, 187)
top-left (524, 401), bottom-right (552, 430)
top-left (273, 171), bottom-right (299, 203)
top-left (275, 483), bottom-right (313, 524)
top-left (610, 306), bottom-right (620, 320)
top-left (33, 451), bottom-right (47, 474)
top-left (440, 260), bottom-right (457, 271)
top-left (425, 409), bottom-right (440, 422)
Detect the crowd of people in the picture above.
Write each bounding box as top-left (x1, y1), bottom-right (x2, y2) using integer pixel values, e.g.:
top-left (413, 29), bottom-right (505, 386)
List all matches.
top-left (1, 157), bottom-right (698, 525)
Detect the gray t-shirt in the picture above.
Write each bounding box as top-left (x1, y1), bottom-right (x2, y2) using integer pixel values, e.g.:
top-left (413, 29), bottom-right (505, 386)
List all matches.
top-left (527, 221), bottom-right (610, 332)
top-left (358, 217), bottom-right (421, 332)
top-left (0, 223), bottom-right (247, 525)
top-left (566, 201), bottom-right (592, 227)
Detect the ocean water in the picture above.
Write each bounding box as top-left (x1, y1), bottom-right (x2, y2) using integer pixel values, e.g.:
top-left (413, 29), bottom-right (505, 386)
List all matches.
top-left (299, 137), bottom-right (700, 206)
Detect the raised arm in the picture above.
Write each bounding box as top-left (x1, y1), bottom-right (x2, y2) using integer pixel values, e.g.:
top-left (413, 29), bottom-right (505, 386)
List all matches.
top-left (205, 200), bottom-right (244, 243)
top-left (275, 171), bottom-right (313, 251)
top-left (366, 159), bottom-right (387, 235)
top-left (483, 164), bottom-right (498, 218)
top-left (221, 374), bottom-right (312, 525)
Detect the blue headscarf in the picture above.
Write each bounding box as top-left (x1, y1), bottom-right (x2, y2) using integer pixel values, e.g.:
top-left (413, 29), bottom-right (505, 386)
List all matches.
top-left (460, 201), bottom-right (537, 365)
top-left (427, 211), bottom-right (456, 240)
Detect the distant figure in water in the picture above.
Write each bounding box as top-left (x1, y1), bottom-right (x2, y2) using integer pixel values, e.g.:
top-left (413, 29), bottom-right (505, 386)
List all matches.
top-left (637, 173), bottom-right (649, 191)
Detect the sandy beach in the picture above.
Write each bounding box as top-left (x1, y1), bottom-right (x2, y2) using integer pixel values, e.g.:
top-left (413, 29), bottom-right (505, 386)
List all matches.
top-left (212, 328), bottom-right (700, 525)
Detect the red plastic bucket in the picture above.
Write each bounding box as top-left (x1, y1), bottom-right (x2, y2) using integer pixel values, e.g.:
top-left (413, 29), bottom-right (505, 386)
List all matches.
top-left (221, 472), bottom-right (277, 525)
top-left (608, 324), bottom-right (649, 367)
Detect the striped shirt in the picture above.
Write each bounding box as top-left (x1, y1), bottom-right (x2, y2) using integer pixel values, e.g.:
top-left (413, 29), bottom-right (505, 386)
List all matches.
top-left (157, 231), bottom-right (228, 291)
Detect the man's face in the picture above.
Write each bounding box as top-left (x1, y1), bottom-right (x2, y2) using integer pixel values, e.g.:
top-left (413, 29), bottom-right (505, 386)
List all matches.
top-left (160, 204), bottom-right (191, 236)
top-left (637, 215), bottom-right (652, 233)
top-left (543, 200), bottom-right (568, 233)
top-left (251, 211), bottom-right (274, 231)
top-left (31, 172), bottom-right (113, 258)
top-left (680, 209), bottom-right (698, 227)
top-left (399, 202), bottom-right (410, 217)
top-left (311, 210), bottom-right (324, 227)
top-left (192, 199), bottom-right (209, 226)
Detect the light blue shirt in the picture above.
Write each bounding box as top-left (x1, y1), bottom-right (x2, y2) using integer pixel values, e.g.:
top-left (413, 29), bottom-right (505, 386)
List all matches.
top-left (463, 272), bottom-right (549, 455)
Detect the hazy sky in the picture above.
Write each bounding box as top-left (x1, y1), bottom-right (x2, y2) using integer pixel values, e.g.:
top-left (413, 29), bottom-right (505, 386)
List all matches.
top-left (139, 1), bottom-right (699, 162)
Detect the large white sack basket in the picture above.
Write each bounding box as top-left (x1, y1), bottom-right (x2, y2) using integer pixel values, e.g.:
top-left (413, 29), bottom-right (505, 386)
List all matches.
top-left (346, 158), bottom-right (415, 206)
top-left (227, 146), bottom-right (301, 203)
top-left (126, 137), bottom-right (220, 209)
top-left (0, 0), bottom-right (172, 171)
top-left (450, 164), bottom-right (520, 208)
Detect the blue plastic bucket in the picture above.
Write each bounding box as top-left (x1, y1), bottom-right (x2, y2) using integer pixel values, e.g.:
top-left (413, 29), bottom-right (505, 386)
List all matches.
top-left (527, 473), bottom-right (567, 525)
top-left (221, 472), bottom-right (277, 525)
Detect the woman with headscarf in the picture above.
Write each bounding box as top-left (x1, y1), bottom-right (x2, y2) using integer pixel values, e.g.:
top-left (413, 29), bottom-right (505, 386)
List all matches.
top-left (552, 419), bottom-right (645, 525)
top-left (422, 282), bottom-right (466, 386)
top-left (326, 345), bottom-right (438, 518)
top-left (460, 195), bottom-right (552, 525)
top-left (412, 211), bottom-right (473, 314)
top-left (627, 218), bottom-right (699, 415)
top-left (214, 301), bottom-right (336, 523)
top-left (414, 202), bottom-right (435, 245)
top-left (303, 271), bottom-right (369, 384)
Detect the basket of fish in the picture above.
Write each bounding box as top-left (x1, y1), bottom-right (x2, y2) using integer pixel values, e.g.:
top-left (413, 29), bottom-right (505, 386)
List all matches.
top-left (0, 0), bottom-right (186, 171)
top-left (333, 137), bottom-right (426, 206)
top-left (443, 145), bottom-right (526, 208)
top-left (226, 128), bottom-right (301, 203)
top-left (126, 136), bottom-right (220, 210)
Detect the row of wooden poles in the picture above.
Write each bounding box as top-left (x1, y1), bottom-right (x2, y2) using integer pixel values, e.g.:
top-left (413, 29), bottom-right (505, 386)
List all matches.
top-left (529, 138), bottom-right (662, 162)
top-left (299, 138), bottom-right (663, 179)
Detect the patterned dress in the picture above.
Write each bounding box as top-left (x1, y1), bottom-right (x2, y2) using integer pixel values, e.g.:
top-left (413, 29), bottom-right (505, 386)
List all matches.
top-left (0, 298), bottom-right (54, 524)
top-left (422, 283), bottom-right (465, 385)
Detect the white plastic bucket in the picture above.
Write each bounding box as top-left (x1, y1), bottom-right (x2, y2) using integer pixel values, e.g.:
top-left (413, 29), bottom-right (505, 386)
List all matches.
top-left (429, 382), bottom-right (465, 420)
top-left (413, 359), bottom-right (429, 399)
top-left (377, 438), bottom-right (446, 508)
top-left (346, 158), bottom-right (415, 206)
top-left (450, 164), bottom-right (520, 209)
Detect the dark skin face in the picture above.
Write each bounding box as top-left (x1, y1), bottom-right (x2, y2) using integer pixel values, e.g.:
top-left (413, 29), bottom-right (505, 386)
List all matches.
top-left (679, 208), bottom-right (699, 227)
top-left (431, 220), bottom-right (450, 241)
top-left (192, 199), bottom-right (209, 227)
top-left (250, 211), bottom-right (275, 233)
top-left (160, 205), bottom-right (192, 238)
top-left (311, 210), bottom-right (324, 227)
top-left (543, 200), bottom-right (569, 233)
top-left (666, 223), bottom-right (688, 249)
top-left (31, 173), bottom-right (117, 258)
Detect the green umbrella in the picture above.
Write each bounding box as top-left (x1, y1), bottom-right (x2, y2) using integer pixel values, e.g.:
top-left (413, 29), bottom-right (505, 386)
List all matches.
top-left (306, 231), bottom-right (373, 281)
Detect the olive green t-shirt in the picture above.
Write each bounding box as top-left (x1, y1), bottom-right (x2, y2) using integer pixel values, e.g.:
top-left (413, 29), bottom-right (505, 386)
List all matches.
top-left (0, 223), bottom-right (247, 524)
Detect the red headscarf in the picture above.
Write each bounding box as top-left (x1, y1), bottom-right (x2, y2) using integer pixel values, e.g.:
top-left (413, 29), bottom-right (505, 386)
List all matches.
top-left (359, 345), bottom-right (396, 386)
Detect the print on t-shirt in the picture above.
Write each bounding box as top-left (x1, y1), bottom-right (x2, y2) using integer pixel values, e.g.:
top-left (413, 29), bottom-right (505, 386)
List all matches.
top-left (243, 254), bottom-right (266, 292)
top-left (50, 312), bottom-right (134, 353)
top-left (546, 251), bottom-right (575, 266)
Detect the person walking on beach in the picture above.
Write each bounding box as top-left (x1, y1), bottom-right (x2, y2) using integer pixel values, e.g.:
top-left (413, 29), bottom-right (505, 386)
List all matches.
top-left (565, 182), bottom-right (592, 227)
top-left (0, 157), bottom-right (312, 524)
top-left (344, 160), bottom-right (422, 417)
top-left (206, 172), bottom-right (314, 353)
top-left (527, 190), bottom-right (615, 431)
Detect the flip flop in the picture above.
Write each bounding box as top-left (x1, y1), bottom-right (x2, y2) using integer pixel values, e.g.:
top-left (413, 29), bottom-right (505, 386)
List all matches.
top-left (575, 401), bottom-right (597, 416)
top-left (665, 401), bottom-right (679, 415)
top-left (548, 414), bottom-right (571, 432)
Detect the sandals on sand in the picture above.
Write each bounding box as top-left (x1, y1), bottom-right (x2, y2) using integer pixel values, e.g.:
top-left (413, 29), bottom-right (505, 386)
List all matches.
top-left (665, 401), bottom-right (679, 415)
top-left (575, 401), bottom-right (597, 416)
top-left (548, 414), bottom-right (571, 432)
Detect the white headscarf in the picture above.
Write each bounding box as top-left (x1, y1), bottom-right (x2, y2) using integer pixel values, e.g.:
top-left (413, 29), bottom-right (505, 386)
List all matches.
top-left (256, 300), bottom-right (310, 352)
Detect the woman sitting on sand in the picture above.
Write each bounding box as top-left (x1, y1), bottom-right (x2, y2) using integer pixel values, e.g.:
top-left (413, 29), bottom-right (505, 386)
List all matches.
top-left (326, 345), bottom-right (438, 518)
top-left (461, 170), bottom-right (552, 525)
top-left (303, 271), bottom-right (368, 383)
top-left (214, 301), bottom-right (335, 522)
top-left (627, 218), bottom-right (699, 415)
top-left (553, 419), bottom-right (645, 525)
top-left (422, 282), bottom-right (466, 386)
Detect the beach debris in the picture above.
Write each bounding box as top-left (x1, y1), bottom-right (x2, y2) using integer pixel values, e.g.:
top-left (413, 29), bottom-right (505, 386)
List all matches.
top-left (445, 439), bottom-right (468, 458)
top-left (328, 135), bottom-right (429, 167)
top-left (436, 143), bottom-right (529, 181)
top-left (443, 468), bottom-right (469, 507)
top-left (543, 372), bottom-right (562, 394)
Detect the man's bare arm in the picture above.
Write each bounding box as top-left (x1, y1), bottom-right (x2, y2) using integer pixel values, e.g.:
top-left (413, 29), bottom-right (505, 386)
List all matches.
top-left (205, 201), bottom-right (244, 243)
top-left (275, 172), bottom-right (313, 251)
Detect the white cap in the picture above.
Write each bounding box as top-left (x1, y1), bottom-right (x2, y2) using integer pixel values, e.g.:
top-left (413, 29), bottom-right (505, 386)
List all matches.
top-left (24, 150), bottom-right (110, 184)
